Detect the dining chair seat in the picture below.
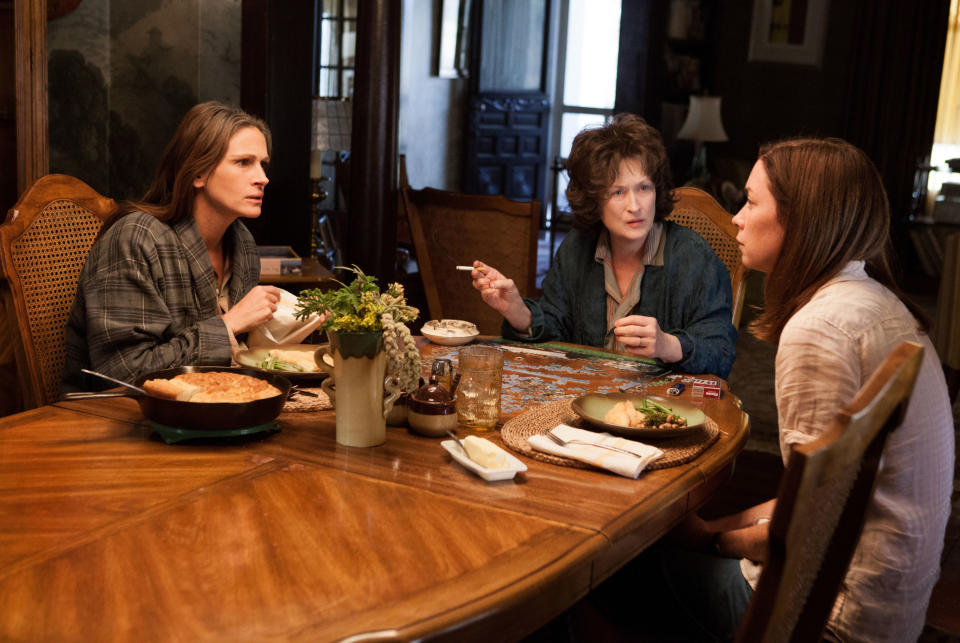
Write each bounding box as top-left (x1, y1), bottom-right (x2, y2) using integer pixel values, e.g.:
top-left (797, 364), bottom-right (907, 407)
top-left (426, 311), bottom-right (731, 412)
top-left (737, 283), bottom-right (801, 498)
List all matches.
top-left (401, 186), bottom-right (540, 335)
top-left (0, 174), bottom-right (115, 409)
top-left (735, 341), bottom-right (925, 642)
top-left (667, 187), bottom-right (747, 328)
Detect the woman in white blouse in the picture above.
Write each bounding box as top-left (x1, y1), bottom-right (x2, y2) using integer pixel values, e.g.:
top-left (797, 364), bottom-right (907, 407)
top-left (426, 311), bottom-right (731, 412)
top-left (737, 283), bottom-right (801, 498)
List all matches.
top-left (686, 137), bottom-right (953, 641)
top-left (589, 138), bottom-right (954, 642)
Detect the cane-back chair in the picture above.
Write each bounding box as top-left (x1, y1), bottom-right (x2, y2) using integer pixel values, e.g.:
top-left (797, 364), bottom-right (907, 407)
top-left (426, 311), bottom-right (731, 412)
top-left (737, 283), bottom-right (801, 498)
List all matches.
top-left (736, 341), bottom-right (925, 642)
top-left (401, 187), bottom-right (540, 335)
top-left (667, 187), bottom-right (747, 328)
top-left (0, 174), bottom-right (115, 408)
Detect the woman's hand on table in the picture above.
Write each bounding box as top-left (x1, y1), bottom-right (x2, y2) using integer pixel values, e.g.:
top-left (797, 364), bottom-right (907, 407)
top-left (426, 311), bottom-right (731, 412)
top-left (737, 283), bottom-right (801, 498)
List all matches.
top-left (667, 512), bottom-right (714, 550)
top-left (613, 315), bottom-right (683, 363)
top-left (471, 261), bottom-right (532, 333)
top-left (222, 285), bottom-right (282, 334)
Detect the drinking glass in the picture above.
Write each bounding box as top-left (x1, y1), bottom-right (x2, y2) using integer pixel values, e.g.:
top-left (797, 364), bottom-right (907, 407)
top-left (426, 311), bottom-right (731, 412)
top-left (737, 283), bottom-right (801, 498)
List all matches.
top-left (455, 345), bottom-right (504, 431)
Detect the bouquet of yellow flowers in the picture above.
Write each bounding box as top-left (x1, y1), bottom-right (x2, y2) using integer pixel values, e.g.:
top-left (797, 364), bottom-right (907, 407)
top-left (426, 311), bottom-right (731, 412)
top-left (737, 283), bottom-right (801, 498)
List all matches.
top-left (294, 265), bottom-right (421, 392)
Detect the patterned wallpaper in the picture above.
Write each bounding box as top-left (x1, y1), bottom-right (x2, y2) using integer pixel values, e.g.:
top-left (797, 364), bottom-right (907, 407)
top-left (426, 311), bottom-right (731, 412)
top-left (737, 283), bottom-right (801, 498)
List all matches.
top-left (47, 0), bottom-right (241, 200)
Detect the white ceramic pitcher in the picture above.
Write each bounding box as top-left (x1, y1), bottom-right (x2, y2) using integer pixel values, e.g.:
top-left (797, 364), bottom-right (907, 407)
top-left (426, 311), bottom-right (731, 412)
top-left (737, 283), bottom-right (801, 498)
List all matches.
top-left (317, 331), bottom-right (400, 447)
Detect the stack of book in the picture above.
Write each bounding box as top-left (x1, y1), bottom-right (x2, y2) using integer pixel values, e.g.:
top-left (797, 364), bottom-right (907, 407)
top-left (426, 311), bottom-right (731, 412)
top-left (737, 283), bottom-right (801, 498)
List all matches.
top-left (258, 246), bottom-right (302, 275)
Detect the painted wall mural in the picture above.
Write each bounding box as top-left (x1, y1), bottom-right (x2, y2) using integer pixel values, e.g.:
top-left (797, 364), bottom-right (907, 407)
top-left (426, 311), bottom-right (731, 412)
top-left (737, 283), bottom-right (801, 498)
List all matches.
top-left (47, 0), bottom-right (241, 200)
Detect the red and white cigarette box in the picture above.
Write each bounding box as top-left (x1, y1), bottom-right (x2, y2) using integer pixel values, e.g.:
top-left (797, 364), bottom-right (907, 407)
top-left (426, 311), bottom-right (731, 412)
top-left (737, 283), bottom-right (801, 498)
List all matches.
top-left (692, 378), bottom-right (722, 398)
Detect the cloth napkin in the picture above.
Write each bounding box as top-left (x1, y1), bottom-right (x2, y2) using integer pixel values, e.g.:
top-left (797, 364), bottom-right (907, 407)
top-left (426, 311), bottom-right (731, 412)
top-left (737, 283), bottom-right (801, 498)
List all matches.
top-left (247, 288), bottom-right (325, 347)
top-left (527, 424), bottom-right (663, 479)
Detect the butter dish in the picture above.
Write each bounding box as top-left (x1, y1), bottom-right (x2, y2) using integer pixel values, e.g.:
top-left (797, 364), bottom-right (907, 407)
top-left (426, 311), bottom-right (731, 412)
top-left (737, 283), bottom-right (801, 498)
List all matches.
top-left (441, 439), bottom-right (527, 481)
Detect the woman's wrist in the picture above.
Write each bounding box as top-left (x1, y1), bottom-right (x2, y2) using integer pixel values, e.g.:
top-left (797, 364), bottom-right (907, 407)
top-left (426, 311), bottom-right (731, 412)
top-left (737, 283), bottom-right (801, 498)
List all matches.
top-left (657, 332), bottom-right (684, 363)
top-left (505, 304), bottom-right (532, 335)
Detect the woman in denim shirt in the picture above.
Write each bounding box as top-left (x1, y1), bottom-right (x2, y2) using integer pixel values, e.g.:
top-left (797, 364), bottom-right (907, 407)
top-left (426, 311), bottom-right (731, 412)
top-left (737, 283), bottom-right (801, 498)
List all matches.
top-left (469, 114), bottom-right (736, 377)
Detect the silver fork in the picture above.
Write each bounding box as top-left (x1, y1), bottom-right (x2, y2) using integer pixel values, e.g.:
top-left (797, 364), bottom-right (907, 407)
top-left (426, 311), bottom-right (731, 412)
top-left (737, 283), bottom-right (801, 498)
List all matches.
top-left (544, 429), bottom-right (643, 459)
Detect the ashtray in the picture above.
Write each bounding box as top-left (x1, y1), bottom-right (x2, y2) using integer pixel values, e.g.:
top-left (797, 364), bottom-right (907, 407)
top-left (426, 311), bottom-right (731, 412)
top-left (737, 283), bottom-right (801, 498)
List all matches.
top-left (422, 319), bottom-right (480, 346)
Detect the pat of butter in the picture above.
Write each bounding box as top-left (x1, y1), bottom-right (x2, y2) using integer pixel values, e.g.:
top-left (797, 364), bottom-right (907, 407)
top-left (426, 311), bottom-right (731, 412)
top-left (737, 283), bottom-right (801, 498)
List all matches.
top-left (462, 436), bottom-right (510, 469)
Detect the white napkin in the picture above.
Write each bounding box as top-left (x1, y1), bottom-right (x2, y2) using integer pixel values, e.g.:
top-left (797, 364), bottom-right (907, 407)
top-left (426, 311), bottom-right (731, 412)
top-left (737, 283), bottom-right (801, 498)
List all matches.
top-left (247, 289), bottom-right (325, 347)
top-left (527, 424), bottom-right (663, 479)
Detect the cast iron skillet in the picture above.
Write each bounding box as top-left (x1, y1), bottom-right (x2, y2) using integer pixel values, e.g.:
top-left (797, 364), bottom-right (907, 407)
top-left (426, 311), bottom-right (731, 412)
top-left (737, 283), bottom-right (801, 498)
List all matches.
top-left (62, 366), bottom-right (294, 430)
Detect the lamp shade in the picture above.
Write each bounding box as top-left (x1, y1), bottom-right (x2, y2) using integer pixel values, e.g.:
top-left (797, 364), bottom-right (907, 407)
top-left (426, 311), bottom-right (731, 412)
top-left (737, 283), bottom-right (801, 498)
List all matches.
top-left (677, 95), bottom-right (728, 143)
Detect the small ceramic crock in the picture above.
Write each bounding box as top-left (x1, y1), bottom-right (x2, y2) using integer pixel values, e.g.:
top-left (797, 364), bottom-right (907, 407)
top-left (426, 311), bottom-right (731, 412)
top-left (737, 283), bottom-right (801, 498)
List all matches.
top-left (407, 360), bottom-right (458, 437)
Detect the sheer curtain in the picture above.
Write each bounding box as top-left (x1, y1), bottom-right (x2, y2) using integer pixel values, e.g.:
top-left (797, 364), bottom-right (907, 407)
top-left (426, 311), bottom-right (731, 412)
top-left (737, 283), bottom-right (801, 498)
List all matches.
top-left (927, 0), bottom-right (960, 216)
top-left (934, 0), bottom-right (960, 145)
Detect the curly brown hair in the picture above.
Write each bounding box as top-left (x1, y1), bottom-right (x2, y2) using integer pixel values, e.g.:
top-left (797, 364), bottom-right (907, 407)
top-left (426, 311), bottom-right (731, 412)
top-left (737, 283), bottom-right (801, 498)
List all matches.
top-left (564, 113), bottom-right (675, 230)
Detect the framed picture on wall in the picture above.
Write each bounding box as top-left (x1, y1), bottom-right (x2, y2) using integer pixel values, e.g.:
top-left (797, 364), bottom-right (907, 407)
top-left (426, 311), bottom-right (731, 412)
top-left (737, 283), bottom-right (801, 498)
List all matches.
top-left (436, 0), bottom-right (471, 78)
top-left (748, 0), bottom-right (829, 66)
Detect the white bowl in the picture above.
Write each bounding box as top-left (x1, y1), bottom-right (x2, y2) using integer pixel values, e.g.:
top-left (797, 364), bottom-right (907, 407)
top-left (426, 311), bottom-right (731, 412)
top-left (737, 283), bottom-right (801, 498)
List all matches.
top-left (421, 319), bottom-right (480, 346)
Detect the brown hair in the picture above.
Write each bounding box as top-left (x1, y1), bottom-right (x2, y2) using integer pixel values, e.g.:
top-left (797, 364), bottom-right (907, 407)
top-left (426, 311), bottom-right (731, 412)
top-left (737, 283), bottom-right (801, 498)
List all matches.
top-left (112, 101), bottom-right (271, 225)
top-left (564, 113), bottom-right (675, 230)
top-left (750, 137), bottom-right (926, 342)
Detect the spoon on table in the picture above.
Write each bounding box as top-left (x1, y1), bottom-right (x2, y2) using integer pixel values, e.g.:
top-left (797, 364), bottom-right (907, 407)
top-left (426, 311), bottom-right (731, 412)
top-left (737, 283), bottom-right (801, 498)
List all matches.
top-left (446, 429), bottom-right (474, 463)
top-left (80, 368), bottom-right (147, 395)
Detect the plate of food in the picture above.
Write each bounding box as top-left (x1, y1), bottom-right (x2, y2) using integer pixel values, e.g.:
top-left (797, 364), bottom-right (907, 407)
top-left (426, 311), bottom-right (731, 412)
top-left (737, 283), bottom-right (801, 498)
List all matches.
top-left (570, 393), bottom-right (706, 439)
top-left (421, 319), bottom-right (480, 346)
top-left (236, 344), bottom-right (332, 383)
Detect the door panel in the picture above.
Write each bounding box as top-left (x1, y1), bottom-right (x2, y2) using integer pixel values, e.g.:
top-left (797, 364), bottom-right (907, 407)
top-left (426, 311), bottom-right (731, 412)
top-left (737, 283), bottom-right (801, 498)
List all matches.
top-left (466, 94), bottom-right (548, 200)
top-left (464, 0), bottom-right (550, 209)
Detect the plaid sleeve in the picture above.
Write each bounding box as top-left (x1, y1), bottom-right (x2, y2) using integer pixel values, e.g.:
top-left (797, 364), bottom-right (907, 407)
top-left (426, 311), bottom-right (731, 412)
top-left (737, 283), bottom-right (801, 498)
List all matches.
top-left (80, 214), bottom-right (233, 382)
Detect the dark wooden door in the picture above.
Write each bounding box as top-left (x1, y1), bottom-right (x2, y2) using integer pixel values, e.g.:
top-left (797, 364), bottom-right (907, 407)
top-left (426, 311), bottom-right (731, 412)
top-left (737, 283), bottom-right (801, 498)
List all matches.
top-left (464, 0), bottom-right (550, 208)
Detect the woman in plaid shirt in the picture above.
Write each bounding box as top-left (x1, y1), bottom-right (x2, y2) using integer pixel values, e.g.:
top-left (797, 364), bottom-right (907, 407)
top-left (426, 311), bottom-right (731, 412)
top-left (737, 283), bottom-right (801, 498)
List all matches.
top-left (62, 102), bottom-right (283, 392)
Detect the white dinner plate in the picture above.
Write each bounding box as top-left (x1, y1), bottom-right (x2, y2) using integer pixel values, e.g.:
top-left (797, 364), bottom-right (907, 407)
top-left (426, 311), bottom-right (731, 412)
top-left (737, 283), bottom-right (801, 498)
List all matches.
top-left (236, 343), bottom-right (330, 384)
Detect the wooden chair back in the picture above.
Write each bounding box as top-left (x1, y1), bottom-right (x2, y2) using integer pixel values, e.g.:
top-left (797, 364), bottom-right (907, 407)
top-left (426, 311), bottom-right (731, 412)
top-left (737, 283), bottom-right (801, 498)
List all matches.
top-left (736, 341), bottom-right (925, 643)
top-left (0, 174), bottom-right (115, 408)
top-left (667, 187), bottom-right (747, 328)
top-left (401, 187), bottom-right (540, 335)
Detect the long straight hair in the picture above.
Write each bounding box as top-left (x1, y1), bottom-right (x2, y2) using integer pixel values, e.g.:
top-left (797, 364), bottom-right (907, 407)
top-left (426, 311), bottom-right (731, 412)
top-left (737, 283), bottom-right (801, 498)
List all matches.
top-left (751, 137), bottom-right (927, 343)
top-left (111, 101), bottom-right (271, 227)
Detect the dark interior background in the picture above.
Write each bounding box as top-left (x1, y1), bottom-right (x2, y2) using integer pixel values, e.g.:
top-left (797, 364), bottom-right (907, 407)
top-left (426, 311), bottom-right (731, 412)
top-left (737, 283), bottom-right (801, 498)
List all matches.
top-left (0, 0), bottom-right (950, 285)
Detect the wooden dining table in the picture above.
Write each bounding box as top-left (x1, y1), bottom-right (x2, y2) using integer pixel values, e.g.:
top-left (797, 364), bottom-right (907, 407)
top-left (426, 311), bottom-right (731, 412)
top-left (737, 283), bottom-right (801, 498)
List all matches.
top-left (0, 339), bottom-right (749, 642)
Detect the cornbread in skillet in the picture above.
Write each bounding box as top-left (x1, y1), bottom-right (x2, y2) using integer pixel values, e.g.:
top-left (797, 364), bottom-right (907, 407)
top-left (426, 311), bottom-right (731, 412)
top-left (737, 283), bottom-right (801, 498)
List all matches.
top-left (140, 378), bottom-right (201, 401)
top-left (143, 372), bottom-right (281, 402)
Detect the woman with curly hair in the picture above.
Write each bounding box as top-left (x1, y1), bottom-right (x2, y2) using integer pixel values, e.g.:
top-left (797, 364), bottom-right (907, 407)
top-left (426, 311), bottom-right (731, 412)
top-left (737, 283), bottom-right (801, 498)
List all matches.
top-left (470, 113), bottom-right (736, 376)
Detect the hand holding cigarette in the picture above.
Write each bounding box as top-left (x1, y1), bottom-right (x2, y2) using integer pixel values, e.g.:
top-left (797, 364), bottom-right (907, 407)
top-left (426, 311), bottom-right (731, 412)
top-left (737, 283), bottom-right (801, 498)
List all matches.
top-left (468, 261), bottom-right (531, 331)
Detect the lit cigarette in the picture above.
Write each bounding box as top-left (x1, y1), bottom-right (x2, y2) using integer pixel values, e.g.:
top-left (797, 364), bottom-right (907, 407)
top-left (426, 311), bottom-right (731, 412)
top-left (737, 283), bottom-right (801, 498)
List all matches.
top-left (455, 265), bottom-right (475, 271)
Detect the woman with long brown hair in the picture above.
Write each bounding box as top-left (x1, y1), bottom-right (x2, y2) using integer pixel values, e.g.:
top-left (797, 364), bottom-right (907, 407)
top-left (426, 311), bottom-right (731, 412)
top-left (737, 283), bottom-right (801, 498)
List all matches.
top-left (596, 137), bottom-right (954, 641)
top-left (62, 101), bottom-right (283, 391)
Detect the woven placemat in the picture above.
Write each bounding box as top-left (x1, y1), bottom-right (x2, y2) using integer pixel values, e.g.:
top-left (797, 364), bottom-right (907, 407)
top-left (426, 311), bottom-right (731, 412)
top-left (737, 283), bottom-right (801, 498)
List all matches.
top-left (500, 398), bottom-right (719, 470)
top-left (283, 388), bottom-right (333, 413)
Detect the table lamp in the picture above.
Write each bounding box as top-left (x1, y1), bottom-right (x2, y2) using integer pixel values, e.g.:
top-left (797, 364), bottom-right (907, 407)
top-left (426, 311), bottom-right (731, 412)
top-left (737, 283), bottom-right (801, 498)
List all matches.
top-left (677, 95), bottom-right (728, 183)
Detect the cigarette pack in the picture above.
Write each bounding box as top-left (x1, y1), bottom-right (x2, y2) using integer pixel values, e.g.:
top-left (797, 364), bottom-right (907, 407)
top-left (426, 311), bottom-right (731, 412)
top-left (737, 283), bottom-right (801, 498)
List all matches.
top-left (691, 378), bottom-right (722, 399)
